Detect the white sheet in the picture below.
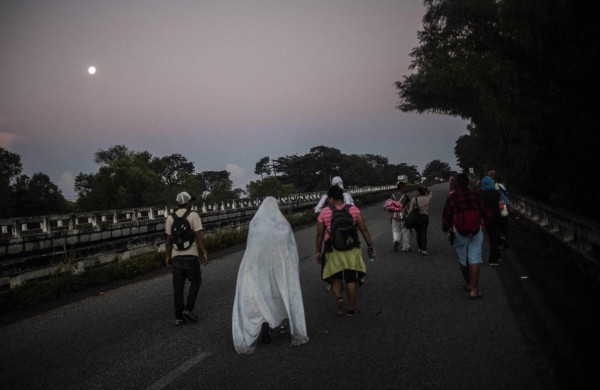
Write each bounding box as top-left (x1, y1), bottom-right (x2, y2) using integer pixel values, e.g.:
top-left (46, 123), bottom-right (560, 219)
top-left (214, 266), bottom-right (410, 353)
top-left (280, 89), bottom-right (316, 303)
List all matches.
top-left (232, 197), bottom-right (310, 354)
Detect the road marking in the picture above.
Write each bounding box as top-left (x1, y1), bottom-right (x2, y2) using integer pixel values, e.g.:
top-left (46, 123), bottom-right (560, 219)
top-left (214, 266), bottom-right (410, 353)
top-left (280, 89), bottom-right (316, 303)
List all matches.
top-left (147, 352), bottom-right (210, 390)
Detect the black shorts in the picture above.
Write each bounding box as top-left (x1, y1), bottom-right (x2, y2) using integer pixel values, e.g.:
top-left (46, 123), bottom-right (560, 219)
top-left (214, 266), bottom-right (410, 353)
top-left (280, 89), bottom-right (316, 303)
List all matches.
top-left (330, 269), bottom-right (360, 283)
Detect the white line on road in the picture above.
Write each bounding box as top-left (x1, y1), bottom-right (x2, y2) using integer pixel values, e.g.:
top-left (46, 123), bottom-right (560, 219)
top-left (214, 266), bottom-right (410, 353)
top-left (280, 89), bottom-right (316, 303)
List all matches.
top-left (147, 352), bottom-right (210, 390)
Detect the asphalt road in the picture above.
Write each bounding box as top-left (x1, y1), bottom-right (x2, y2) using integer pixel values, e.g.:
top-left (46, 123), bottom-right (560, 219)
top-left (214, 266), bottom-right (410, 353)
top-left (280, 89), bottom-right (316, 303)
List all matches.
top-left (0, 183), bottom-right (586, 389)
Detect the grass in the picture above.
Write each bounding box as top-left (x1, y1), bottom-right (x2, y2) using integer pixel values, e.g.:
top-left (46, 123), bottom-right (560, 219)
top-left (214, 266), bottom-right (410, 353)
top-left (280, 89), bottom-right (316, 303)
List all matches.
top-left (0, 192), bottom-right (393, 315)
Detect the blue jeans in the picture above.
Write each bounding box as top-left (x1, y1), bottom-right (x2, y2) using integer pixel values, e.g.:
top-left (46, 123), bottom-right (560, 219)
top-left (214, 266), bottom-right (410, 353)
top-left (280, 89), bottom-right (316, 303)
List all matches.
top-left (172, 255), bottom-right (201, 319)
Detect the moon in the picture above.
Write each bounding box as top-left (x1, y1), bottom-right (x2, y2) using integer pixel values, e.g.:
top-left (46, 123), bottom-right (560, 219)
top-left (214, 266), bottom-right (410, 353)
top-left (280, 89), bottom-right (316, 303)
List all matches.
top-left (88, 66), bottom-right (96, 75)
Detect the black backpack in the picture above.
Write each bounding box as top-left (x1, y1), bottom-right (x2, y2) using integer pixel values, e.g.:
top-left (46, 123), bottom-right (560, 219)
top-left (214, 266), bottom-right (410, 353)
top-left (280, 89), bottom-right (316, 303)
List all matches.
top-left (329, 205), bottom-right (360, 251)
top-left (170, 210), bottom-right (195, 250)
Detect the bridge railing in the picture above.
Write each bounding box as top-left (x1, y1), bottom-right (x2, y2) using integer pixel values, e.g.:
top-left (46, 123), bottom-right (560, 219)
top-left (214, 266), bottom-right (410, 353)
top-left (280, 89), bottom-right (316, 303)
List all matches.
top-left (511, 194), bottom-right (600, 281)
top-left (0, 185), bottom-right (394, 288)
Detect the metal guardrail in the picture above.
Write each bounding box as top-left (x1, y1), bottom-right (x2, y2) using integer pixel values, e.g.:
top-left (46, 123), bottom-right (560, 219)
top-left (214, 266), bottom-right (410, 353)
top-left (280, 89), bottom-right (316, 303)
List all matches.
top-left (510, 194), bottom-right (600, 280)
top-left (0, 186), bottom-right (394, 239)
top-left (0, 185), bottom-right (395, 288)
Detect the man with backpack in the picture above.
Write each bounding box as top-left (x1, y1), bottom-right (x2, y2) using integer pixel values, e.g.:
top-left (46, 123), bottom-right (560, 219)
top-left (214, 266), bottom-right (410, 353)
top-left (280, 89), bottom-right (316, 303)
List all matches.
top-left (442, 174), bottom-right (492, 300)
top-left (316, 185), bottom-right (375, 317)
top-left (384, 181), bottom-right (411, 253)
top-left (165, 191), bottom-right (209, 325)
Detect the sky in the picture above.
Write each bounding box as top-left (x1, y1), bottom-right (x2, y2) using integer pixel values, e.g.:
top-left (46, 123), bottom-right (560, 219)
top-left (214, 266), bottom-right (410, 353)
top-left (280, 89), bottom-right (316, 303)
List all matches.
top-left (0, 0), bottom-right (468, 200)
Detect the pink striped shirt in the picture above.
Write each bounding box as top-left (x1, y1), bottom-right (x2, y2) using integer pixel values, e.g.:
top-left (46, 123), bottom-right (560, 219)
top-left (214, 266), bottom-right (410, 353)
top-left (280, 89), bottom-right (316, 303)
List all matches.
top-left (317, 204), bottom-right (361, 241)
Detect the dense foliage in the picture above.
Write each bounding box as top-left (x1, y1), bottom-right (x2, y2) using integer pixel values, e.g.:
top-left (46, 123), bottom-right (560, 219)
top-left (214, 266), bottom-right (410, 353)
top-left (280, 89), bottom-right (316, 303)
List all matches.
top-left (0, 148), bottom-right (72, 218)
top-left (245, 146), bottom-right (423, 197)
top-left (395, 0), bottom-right (600, 220)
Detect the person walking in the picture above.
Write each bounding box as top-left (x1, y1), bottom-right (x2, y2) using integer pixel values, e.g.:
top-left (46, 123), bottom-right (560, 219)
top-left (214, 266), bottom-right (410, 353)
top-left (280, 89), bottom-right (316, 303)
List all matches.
top-left (480, 175), bottom-right (503, 266)
top-left (407, 186), bottom-right (432, 255)
top-left (314, 176), bottom-right (354, 213)
top-left (488, 170), bottom-right (511, 248)
top-left (232, 197), bottom-right (309, 354)
top-left (442, 174), bottom-right (492, 300)
top-left (385, 181), bottom-right (411, 252)
top-left (316, 185), bottom-right (375, 316)
top-left (165, 191), bottom-right (209, 325)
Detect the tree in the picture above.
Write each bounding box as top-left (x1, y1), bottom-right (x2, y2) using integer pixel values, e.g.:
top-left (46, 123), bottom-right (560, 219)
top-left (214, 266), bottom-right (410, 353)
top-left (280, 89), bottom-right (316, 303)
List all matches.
top-left (422, 160), bottom-right (452, 182)
top-left (395, 0), bottom-right (600, 219)
top-left (0, 147), bottom-right (23, 217)
top-left (197, 170), bottom-right (240, 203)
top-left (12, 173), bottom-right (70, 217)
top-left (246, 176), bottom-right (299, 198)
top-left (254, 156), bottom-right (271, 180)
top-left (150, 153), bottom-right (195, 187)
top-left (75, 145), bottom-right (163, 210)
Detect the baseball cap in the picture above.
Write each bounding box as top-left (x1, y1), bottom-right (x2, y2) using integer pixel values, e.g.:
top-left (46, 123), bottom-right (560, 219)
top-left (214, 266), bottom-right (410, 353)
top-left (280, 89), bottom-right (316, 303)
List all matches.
top-left (176, 191), bottom-right (196, 205)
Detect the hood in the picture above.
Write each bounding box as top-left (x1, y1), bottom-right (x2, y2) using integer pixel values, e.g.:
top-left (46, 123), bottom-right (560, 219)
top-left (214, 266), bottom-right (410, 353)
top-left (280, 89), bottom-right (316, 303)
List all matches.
top-left (331, 176), bottom-right (344, 189)
top-left (481, 176), bottom-right (496, 190)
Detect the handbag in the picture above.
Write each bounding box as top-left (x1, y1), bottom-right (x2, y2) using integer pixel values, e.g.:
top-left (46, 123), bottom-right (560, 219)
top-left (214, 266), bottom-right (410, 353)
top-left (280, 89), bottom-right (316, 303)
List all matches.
top-left (404, 197), bottom-right (423, 229)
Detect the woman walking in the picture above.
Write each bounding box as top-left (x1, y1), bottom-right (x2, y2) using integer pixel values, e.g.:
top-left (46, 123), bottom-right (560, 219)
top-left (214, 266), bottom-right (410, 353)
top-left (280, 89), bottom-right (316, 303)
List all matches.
top-left (316, 185), bottom-right (375, 317)
top-left (408, 186), bottom-right (432, 255)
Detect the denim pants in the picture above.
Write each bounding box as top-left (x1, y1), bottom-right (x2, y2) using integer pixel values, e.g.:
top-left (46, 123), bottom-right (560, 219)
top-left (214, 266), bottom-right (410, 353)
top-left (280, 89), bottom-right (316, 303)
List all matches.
top-left (172, 255), bottom-right (201, 319)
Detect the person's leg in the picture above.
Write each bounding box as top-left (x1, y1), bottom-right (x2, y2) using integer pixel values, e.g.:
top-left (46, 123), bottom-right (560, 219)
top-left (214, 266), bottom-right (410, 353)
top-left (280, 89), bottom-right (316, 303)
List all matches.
top-left (184, 258), bottom-right (201, 320)
top-left (468, 264), bottom-right (480, 298)
top-left (346, 281), bottom-right (358, 315)
top-left (392, 220), bottom-right (400, 251)
top-left (171, 258), bottom-right (186, 322)
top-left (454, 232), bottom-right (470, 289)
top-left (400, 222), bottom-right (411, 251)
top-left (488, 223), bottom-right (502, 265)
top-left (342, 270), bottom-right (359, 315)
top-left (415, 225), bottom-right (423, 252)
top-left (467, 230), bottom-right (484, 299)
top-left (421, 216), bottom-right (429, 253)
top-left (331, 276), bottom-right (344, 316)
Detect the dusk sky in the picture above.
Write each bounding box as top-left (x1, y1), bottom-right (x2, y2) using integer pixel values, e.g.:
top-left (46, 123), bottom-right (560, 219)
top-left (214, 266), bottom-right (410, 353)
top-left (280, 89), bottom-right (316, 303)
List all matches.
top-left (0, 0), bottom-right (468, 200)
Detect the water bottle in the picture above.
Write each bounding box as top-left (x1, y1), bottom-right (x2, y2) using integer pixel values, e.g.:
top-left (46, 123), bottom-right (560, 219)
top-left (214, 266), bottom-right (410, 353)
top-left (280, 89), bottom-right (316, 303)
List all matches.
top-left (367, 246), bottom-right (375, 262)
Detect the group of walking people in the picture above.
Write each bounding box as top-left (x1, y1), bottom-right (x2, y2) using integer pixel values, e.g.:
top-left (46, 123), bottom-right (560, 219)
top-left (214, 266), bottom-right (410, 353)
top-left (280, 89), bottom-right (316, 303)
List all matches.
top-left (163, 172), bottom-right (510, 354)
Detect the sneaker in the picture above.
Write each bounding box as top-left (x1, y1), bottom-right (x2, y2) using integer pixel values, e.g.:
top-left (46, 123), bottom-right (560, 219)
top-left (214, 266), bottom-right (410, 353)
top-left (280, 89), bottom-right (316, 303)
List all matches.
top-left (393, 241), bottom-right (399, 252)
top-left (261, 322), bottom-right (272, 344)
top-left (420, 250), bottom-right (429, 256)
top-left (174, 318), bottom-right (186, 326)
top-left (489, 261), bottom-right (500, 267)
top-left (182, 310), bottom-right (198, 322)
top-left (347, 309), bottom-right (357, 317)
top-left (278, 319), bottom-right (290, 334)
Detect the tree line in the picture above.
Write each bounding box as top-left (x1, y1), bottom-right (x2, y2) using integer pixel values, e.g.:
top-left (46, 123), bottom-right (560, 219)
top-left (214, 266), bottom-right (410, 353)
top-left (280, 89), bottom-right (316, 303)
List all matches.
top-left (0, 145), bottom-right (452, 218)
top-left (395, 0), bottom-right (599, 220)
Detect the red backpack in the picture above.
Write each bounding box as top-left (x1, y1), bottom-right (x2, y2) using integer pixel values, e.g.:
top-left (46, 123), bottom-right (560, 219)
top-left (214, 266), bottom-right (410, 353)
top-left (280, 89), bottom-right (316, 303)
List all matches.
top-left (454, 208), bottom-right (481, 236)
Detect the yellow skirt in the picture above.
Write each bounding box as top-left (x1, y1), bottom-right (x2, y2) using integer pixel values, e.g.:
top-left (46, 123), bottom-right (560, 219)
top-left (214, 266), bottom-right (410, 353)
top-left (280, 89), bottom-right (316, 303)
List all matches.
top-left (322, 247), bottom-right (367, 287)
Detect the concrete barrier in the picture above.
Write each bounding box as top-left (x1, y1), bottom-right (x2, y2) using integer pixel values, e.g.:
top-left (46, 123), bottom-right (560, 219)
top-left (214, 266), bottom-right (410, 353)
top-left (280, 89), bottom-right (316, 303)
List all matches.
top-left (0, 186), bottom-right (394, 288)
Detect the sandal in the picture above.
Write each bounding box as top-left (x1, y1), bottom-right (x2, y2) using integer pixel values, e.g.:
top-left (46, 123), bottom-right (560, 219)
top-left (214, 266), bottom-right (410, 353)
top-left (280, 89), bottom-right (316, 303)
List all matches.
top-left (336, 297), bottom-right (344, 316)
top-left (470, 292), bottom-right (483, 300)
top-left (182, 310), bottom-right (198, 322)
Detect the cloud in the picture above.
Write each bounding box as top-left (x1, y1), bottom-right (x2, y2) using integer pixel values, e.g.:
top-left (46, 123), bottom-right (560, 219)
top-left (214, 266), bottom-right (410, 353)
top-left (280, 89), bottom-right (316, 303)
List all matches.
top-left (57, 171), bottom-right (76, 200)
top-left (0, 132), bottom-right (19, 148)
top-left (226, 163), bottom-right (254, 191)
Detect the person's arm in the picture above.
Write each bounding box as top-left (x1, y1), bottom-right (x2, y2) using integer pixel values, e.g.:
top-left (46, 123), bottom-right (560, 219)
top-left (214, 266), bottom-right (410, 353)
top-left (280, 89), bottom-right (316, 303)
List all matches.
top-left (315, 221), bottom-right (325, 264)
top-left (165, 215), bottom-right (173, 266)
top-left (165, 234), bottom-right (173, 266)
top-left (314, 195), bottom-right (327, 213)
top-left (355, 213), bottom-right (373, 249)
top-left (195, 230), bottom-right (208, 265)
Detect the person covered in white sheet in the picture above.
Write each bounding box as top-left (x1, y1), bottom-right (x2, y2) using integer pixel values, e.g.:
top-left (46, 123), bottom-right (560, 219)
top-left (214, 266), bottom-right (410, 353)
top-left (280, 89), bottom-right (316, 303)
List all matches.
top-left (232, 196), bottom-right (310, 354)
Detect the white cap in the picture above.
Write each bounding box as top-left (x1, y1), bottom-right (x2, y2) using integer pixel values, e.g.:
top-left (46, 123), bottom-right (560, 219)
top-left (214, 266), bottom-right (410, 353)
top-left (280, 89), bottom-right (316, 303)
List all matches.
top-left (176, 191), bottom-right (195, 205)
top-left (331, 176), bottom-right (343, 189)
